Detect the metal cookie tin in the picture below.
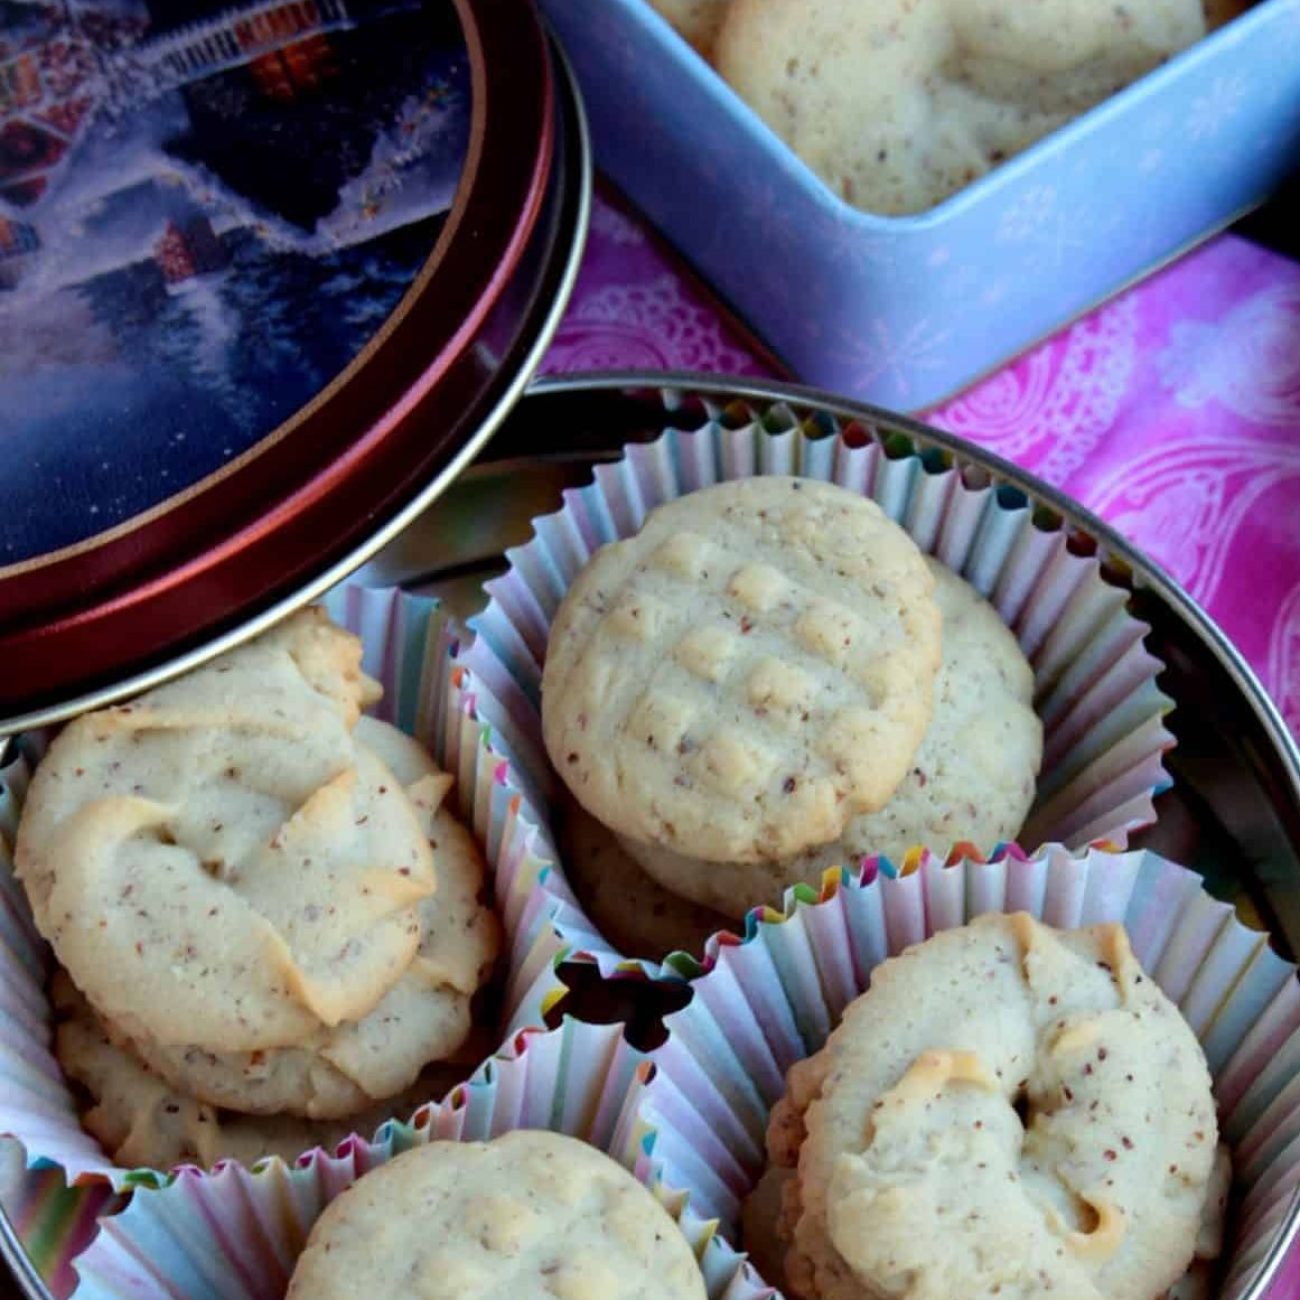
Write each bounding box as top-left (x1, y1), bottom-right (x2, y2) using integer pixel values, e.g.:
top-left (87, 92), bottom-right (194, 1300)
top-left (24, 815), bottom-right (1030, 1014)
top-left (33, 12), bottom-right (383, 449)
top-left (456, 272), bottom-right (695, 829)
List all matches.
top-left (538, 0), bottom-right (1300, 411)
top-left (3, 375), bottom-right (1300, 1297)
top-left (0, 0), bottom-right (591, 732)
top-left (374, 375), bottom-right (1300, 1300)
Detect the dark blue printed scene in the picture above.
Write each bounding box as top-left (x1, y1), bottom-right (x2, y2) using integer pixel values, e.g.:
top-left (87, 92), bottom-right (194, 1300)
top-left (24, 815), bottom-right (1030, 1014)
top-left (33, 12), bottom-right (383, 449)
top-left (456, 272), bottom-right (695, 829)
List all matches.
top-left (0, 0), bottom-right (470, 562)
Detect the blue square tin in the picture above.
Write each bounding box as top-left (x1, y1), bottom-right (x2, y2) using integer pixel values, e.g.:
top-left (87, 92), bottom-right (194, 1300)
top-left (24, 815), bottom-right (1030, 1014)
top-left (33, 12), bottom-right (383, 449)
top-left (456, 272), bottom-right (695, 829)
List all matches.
top-left (539, 0), bottom-right (1300, 409)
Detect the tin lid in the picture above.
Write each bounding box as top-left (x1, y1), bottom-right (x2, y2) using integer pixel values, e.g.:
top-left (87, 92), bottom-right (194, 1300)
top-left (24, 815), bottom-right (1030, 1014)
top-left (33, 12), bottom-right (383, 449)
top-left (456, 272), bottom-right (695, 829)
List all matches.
top-left (0, 0), bottom-right (578, 727)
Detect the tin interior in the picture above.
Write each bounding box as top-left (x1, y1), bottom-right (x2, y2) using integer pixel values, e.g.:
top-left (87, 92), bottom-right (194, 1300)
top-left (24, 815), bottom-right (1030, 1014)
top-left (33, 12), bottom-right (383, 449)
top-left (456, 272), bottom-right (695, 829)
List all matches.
top-left (368, 374), bottom-right (1300, 1297)
top-left (4, 376), bottom-right (1300, 1297)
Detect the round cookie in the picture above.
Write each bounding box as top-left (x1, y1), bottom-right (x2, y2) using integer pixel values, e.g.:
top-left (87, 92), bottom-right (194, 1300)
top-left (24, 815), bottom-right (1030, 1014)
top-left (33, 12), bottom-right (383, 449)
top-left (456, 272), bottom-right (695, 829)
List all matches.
top-left (16, 612), bottom-right (435, 1055)
top-left (768, 914), bottom-right (1220, 1300)
top-left (716, 0), bottom-right (1204, 215)
top-left (52, 970), bottom-right (487, 1170)
top-left (620, 560), bottom-right (1041, 917)
top-left (286, 1130), bottom-right (707, 1300)
top-left (117, 720), bottom-right (500, 1119)
top-left (557, 794), bottom-right (729, 961)
top-left (647, 0), bottom-right (732, 55)
top-left (543, 477), bottom-right (941, 866)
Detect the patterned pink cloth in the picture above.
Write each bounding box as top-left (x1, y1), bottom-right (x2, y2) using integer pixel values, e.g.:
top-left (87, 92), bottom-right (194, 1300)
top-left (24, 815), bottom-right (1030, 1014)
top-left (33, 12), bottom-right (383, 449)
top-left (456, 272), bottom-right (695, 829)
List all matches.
top-left (544, 187), bottom-right (1300, 1298)
top-left (545, 191), bottom-right (1300, 745)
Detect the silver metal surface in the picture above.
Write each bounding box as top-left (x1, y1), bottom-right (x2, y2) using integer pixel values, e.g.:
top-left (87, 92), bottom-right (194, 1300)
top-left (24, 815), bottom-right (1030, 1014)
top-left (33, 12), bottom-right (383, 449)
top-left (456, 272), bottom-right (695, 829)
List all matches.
top-left (0, 38), bottom-right (592, 742)
top-left (0, 1196), bottom-right (50, 1300)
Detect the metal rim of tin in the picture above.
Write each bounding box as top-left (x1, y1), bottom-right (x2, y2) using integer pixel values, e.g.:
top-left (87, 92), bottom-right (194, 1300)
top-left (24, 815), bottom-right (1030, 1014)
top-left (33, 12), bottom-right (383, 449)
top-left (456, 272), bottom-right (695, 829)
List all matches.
top-left (0, 0), bottom-right (584, 726)
top-left (0, 17), bottom-right (592, 739)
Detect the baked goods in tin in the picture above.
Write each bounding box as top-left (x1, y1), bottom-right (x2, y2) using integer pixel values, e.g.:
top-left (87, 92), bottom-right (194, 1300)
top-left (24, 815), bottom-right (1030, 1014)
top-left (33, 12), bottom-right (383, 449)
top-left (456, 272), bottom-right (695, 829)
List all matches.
top-left (715, 0), bottom-right (1207, 215)
top-left (617, 559), bottom-right (1041, 916)
top-left (763, 913), bottom-right (1222, 1299)
top-left (104, 718), bottom-right (498, 1119)
top-left (542, 476), bottom-right (942, 866)
top-left (52, 971), bottom-right (488, 1171)
top-left (17, 609), bottom-right (500, 1162)
top-left (286, 1130), bottom-right (707, 1299)
top-left (18, 610), bottom-right (433, 1054)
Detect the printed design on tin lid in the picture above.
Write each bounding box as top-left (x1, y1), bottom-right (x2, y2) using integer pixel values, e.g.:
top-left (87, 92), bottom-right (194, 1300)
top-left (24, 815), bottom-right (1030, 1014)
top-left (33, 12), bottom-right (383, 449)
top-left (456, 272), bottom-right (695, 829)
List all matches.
top-left (0, 0), bottom-right (470, 566)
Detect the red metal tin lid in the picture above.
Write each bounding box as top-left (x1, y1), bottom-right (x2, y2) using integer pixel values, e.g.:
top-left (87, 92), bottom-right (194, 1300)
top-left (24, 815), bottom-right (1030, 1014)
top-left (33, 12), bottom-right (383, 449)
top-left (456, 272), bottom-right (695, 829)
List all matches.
top-left (0, 0), bottom-right (577, 727)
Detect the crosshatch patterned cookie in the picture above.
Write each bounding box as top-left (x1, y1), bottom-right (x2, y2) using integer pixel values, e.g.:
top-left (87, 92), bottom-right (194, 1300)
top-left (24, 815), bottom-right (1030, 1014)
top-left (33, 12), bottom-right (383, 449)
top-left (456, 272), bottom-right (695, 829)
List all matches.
top-left (542, 477), bottom-right (942, 865)
top-left (286, 1130), bottom-right (708, 1300)
top-left (618, 559), bottom-right (1042, 917)
top-left (767, 914), bottom-right (1221, 1300)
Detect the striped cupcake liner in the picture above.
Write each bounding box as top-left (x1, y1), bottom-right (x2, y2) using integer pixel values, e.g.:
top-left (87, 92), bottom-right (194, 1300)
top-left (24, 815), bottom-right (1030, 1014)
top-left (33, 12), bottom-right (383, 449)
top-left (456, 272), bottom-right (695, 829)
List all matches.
top-left (0, 580), bottom-right (622, 1287)
top-left (65, 1017), bottom-right (771, 1300)
top-left (459, 399), bottom-right (1176, 966)
top-left (35, 847), bottom-right (1300, 1298)
top-left (629, 846), bottom-right (1300, 1299)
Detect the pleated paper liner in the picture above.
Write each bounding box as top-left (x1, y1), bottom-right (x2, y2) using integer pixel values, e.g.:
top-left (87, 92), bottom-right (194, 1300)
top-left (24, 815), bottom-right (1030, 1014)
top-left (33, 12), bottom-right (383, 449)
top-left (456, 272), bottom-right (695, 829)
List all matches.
top-left (48, 847), bottom-right (1300, 1299)
top-left (629, 845), bottom-right (1300, 1300)
top-left (66, 1018), bottom-right (773, 1300)
top-left (0, 581), bottom-right (623, 1284)
top-left (460, 399), bottom-right (1176, 964)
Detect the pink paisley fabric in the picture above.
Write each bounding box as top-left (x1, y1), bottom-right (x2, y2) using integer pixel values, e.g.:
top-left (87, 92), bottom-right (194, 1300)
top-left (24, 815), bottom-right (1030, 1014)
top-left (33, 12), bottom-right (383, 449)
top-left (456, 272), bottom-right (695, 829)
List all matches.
top-left (545, 190), bottom-right (1300, 748)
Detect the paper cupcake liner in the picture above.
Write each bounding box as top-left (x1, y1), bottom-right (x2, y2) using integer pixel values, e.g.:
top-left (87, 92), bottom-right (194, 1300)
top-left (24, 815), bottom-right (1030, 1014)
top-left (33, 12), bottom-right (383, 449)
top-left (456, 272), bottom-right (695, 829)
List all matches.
top-left (627, 846), bottom-right (1300, 1300)
top-left (0, 580), bottom-right (623, 1275)
top-left (65, 1016), bottom-right (773, 1300)
top-left (460, 400), bottom-right (1176, 949)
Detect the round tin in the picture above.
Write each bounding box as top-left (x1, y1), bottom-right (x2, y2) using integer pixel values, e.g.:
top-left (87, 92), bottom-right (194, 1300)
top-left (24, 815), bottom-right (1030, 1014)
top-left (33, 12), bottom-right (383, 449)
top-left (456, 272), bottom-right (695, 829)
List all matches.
top-left (3, 374), bottom-right (1300, 1299)
top-left (0, 0), bottom-right (590, 731)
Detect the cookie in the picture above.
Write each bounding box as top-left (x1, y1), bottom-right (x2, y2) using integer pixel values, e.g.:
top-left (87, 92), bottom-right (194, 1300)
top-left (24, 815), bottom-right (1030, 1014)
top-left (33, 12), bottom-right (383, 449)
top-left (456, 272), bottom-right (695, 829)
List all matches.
top-left (16, 612), bottom-right (434, 1056)
top-left (620, 560), bottom-right (1041, 917)
top-left (286, 1130), bottom-right (707, 1300)
top-left (52, 971), bottom-right (486, 1170)
top-left (557, 795), bottom-right (728, 960)
top-left (647, 0), bottom-right (732, 55)
top-left (115, 720), bottom-right (500, 1119)
top-left (716, 0), bottom-right (1205, 214)
top-left (769, 914), bottom-right (1220, 1300)
top-left (543, 477), bottom-right (940, 865)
